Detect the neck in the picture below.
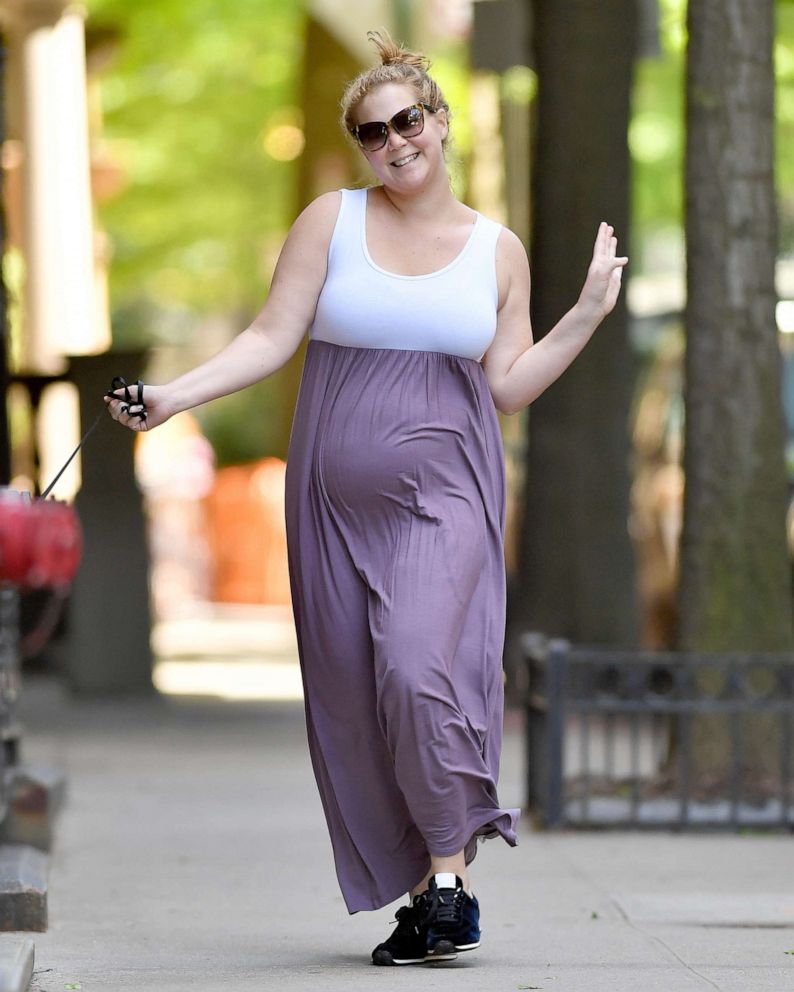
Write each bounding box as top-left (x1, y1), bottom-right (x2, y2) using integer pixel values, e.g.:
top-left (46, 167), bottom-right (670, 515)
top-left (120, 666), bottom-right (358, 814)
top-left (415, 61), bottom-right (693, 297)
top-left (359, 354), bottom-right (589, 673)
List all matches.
top-left (379, 171), bottom-right (459, 221)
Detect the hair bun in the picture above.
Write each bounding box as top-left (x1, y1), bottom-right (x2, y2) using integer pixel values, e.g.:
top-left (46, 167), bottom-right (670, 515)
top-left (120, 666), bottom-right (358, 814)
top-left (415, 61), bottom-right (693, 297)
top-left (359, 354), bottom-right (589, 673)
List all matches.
top-left (367, 29), bottom-right (430, 71)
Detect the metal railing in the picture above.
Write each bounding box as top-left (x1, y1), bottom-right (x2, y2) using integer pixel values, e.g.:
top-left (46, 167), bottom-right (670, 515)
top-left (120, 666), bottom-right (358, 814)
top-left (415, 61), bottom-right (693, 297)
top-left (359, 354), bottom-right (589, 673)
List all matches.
top-left (524, 634), bottom-right (794, 830)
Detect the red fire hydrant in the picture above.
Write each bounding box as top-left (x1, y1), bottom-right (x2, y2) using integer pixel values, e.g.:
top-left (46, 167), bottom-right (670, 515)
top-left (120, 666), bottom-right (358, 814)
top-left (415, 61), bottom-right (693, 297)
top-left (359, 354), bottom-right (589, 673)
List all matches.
top-left (0, 490), bottom-right (82, 590)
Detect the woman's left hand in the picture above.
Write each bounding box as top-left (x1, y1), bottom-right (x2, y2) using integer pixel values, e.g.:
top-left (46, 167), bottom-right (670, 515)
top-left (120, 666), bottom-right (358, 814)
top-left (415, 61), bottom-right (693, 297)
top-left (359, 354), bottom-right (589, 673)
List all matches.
top-left (577, 222), bottom-right (629, 322)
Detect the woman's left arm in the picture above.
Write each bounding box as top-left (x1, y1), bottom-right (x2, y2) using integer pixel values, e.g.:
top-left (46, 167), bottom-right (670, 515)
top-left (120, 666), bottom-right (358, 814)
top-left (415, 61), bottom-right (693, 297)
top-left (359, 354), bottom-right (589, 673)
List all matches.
top-left (482, 223), bottom-right (628, 415)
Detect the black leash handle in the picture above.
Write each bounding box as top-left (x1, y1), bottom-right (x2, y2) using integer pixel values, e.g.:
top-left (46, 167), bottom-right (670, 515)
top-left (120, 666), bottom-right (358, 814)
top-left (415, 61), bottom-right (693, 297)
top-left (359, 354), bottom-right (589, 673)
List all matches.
top-left (39, 377), bottom-right (147, 500)
top-left (106, 377), bottom-right (147, 422)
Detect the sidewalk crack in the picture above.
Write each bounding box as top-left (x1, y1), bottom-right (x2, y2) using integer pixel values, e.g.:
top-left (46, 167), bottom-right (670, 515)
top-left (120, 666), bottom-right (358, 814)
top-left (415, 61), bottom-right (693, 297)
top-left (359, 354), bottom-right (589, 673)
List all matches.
top-left (609, 895), bottom-right (724, 992)
top-left (544, 837), bottom-right (725, 992)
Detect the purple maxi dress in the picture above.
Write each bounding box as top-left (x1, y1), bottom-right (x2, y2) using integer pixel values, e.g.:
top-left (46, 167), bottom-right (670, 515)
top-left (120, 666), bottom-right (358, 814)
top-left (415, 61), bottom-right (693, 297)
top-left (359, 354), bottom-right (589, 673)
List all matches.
top-left (284, 188), bottom-right (520, 913)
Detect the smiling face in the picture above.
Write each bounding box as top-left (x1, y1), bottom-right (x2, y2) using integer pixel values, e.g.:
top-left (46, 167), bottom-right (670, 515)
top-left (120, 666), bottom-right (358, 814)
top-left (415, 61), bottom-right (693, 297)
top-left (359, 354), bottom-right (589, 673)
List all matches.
top-left (350, 82), bottom-right (449, 192)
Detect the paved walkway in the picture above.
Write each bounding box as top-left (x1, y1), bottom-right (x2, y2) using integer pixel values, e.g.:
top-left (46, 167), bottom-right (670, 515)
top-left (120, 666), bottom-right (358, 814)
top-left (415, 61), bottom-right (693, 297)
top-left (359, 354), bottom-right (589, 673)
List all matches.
top-left (10, 672), bottom-right (794, 992)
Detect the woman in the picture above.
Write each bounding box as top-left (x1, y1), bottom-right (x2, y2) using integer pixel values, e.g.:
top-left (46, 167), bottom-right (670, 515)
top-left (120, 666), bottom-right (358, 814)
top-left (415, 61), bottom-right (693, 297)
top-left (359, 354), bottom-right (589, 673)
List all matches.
top-left (107, 30), bottom-right (627, 966)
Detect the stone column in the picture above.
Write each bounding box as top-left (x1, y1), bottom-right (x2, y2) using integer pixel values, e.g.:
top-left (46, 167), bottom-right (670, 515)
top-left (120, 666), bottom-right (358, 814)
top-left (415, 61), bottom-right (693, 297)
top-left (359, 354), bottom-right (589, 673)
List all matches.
top-left (1, 0), bottom-right (108, 371)
top-left (66, 352), bottom-right (154, 696)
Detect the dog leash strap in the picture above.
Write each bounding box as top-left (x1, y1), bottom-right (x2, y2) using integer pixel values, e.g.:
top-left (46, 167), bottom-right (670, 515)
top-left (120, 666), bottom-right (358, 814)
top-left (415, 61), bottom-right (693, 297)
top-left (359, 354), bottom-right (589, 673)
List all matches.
top-left (40, 376), bottom-right (147, 500)
top-left (39, 409), bottom-right (106, 499)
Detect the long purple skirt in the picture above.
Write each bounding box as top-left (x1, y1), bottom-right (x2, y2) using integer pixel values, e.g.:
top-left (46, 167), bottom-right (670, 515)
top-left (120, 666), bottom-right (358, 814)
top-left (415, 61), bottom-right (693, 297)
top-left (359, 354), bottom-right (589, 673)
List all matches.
top-left (284, 339), bottom-right (519, 913)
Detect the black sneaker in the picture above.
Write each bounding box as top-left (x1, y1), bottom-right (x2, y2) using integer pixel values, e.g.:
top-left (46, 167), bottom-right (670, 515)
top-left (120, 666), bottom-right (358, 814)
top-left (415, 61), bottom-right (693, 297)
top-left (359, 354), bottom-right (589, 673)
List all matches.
top-left (372, 895), bottom-right (434, 966)
top-left (372, 892), bottom-right (458, 965)
top-left (424, 874), bottom-right (481, 958)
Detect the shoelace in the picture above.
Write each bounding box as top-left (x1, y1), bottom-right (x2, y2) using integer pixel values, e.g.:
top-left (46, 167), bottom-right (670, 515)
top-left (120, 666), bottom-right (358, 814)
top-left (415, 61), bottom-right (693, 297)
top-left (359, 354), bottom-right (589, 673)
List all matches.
top-left (427, 886), bottom-right (465, 928)
top-left (391, 904), bottom-right (421, 936)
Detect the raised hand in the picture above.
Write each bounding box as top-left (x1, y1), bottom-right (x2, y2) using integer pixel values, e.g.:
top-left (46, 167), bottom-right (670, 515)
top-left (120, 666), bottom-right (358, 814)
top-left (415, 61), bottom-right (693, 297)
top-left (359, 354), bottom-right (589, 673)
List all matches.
top-left (577, 222), bottom-right (629, 322)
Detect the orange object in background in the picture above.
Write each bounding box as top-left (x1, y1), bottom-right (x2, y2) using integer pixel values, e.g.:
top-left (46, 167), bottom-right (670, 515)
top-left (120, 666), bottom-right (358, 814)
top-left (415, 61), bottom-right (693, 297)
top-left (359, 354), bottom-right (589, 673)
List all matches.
top-left (204, 458), bottom-right (292, 605)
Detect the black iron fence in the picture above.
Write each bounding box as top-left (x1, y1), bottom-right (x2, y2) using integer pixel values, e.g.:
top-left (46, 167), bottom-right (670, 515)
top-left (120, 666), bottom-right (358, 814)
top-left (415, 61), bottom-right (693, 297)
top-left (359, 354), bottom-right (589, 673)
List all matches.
top-left (524, 633), bottom-right (794, 830)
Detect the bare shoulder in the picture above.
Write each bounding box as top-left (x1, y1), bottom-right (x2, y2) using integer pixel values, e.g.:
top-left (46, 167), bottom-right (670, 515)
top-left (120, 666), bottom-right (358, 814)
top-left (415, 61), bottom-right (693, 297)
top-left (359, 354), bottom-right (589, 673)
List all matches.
top-left (494, 226), bottom-right (530, 308)
top-left (289, 190), bottom-right (343, 241)
top-left (272, 191), bottom-right (343, 281)
top-left (268, 191), bottom-right (343, 298)
top-left (495, 226), bottom-right (529, 270)
top-left (258, 192), bottom-right (344, 344)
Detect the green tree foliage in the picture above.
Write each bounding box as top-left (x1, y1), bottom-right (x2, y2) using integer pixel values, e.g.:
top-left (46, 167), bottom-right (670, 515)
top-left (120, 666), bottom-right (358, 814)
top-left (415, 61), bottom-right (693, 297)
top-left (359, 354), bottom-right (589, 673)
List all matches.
top-left (777, 0), bottom-right (794, 251)
top-left (86, 0), bottom-right (303, 463)
top-left (631, 0), bottom-right (686, 272)
top-left (631, 0), bottom-right (794, 273)
top-left (88, 0), bottom-right (302, 326)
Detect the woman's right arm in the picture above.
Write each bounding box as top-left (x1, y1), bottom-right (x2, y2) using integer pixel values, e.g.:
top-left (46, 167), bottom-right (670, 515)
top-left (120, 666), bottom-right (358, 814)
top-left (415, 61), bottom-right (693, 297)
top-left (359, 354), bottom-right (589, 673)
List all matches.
top-left (106, 191), bottom-right (342, 430)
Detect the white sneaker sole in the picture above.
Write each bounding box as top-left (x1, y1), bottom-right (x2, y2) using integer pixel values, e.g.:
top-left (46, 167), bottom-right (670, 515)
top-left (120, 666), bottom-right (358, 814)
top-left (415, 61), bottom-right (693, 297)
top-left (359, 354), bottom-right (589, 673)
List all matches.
top-left (426, 937), bottom-right (480, 959)
top-left (424, 952), bottom-right (459, 963)
top-left (372, 951), bottom-right (426, 966)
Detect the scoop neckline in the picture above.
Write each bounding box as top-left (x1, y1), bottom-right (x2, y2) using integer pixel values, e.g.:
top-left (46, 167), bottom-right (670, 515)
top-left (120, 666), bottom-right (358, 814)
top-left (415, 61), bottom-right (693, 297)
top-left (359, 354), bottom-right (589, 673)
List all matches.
top-left (359, 187), bottom-right (481, 281)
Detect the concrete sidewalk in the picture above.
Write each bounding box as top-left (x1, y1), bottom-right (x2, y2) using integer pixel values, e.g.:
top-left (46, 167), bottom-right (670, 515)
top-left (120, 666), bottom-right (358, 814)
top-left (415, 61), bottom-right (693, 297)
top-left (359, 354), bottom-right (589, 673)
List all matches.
top-left (8, 674), bottom-right (794, 992)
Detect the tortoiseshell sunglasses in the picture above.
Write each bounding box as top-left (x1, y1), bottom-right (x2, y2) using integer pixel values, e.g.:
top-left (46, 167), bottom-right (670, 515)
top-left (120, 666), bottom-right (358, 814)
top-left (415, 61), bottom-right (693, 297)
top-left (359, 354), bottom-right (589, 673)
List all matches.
top-left (350, 103), bottom-right (437, 152)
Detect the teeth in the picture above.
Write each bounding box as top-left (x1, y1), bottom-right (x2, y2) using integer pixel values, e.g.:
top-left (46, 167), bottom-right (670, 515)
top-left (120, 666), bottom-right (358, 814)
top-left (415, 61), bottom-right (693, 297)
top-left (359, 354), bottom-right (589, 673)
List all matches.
top-left (392, 152), bottom-right (419, 167)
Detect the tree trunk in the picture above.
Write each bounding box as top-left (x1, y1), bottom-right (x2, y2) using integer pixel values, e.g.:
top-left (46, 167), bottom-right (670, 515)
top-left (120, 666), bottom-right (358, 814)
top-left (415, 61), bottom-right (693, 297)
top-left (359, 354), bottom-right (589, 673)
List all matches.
top-left (681, 0), bottom-right (793, 652)
top-left (681, 0), bottom-right (792, 799)
top-left (508, 0), bottom-right (639, 658)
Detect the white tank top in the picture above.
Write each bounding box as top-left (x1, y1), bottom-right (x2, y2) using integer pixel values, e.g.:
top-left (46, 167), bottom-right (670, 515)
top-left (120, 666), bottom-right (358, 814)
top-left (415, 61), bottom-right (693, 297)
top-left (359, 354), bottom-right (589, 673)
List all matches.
top-left (310, 187), bottom-right (502, 361)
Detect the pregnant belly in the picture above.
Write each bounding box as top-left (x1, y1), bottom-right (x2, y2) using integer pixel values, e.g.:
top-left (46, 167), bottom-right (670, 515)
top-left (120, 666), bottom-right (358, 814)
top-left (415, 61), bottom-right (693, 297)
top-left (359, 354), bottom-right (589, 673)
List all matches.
top-left (318, 413), bottom-right (473, 524)
top-left (315, 403), bottom-right (489, 609)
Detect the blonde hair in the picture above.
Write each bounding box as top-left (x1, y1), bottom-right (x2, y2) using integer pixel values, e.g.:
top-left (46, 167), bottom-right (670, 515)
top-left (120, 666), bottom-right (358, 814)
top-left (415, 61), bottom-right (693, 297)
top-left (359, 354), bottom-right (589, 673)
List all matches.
top-left (340, 30), bottom-right (451, 141)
